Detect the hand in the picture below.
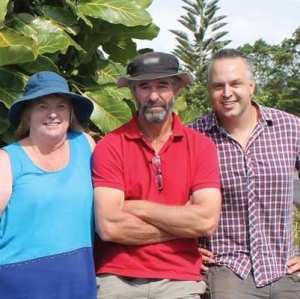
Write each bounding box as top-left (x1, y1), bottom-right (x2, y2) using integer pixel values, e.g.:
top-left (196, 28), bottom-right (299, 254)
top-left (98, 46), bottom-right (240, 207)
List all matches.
top-left (199, 247), bottom-right (215, 271)
top-left (287, 256), bottom-right (300, 276)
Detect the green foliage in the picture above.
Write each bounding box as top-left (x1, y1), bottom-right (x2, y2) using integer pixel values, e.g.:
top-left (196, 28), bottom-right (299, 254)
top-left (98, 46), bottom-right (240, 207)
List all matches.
top-left (0, 0), bottom-right (159, 143)
top-left (171, 0), bottom-right (230, 78)
top-left (293, 202), bottom-right (300, 254)
top-left (237, 30), bottom-right (300, 116)
top-left (171, 0), bottom-right (230, 115)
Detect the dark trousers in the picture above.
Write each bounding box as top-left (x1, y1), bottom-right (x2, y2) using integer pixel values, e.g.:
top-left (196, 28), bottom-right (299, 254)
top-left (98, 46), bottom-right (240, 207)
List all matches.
top-left (202, 266), bottom-right (300, 299)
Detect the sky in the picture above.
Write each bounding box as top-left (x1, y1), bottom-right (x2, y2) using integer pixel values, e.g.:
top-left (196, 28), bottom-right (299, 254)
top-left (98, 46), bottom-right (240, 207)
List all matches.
top-left (137, 0), bottom-right (300, 53)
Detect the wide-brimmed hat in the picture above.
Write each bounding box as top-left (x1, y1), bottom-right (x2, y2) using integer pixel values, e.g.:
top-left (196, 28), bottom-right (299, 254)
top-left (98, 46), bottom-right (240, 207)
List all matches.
top-left (117, 52), bottom-right (192, 88)
top-left (8, 71), bottom-right (94, 126)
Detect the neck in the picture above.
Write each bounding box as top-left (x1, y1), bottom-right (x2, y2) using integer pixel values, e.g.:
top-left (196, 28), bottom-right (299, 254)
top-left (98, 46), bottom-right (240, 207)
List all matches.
top-left (20, 135), bottom-right (69, 171)
top-left (221, 106), bottom-right (257, 149)
top-left (139, 115), bottom-right (173, 141)
top-left (222, 106), bottom-right (257, 134)
top-left (26, 135), bottom-right (67, 155)
top-left (139, 116), bottom-right (173, 153)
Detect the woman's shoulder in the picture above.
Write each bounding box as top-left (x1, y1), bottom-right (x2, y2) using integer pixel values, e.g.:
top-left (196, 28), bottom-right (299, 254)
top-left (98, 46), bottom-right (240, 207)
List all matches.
top-left (68, 131), bottom-right (95, 151)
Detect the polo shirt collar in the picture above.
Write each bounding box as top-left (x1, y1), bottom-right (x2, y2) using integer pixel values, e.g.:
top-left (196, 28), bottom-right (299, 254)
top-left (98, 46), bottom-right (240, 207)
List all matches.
top-left (124, 113), bottom-right (184, 140)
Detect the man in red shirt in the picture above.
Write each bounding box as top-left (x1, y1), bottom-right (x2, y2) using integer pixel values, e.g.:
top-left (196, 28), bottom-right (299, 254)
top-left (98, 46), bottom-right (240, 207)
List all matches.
top-left (92, 52), bottom-right (221, 299)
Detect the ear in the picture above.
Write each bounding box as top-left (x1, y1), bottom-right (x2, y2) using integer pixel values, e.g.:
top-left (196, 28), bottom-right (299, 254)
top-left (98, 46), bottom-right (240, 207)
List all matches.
top-left (250, 80), bottom-right (256, 95)
top-left (174, 87), bottom-right (181, 98)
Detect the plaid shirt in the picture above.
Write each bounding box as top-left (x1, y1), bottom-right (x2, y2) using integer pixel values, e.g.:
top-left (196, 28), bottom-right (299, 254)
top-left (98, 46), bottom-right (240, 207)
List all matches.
top-left (189, 102), bottom-right (300, 287)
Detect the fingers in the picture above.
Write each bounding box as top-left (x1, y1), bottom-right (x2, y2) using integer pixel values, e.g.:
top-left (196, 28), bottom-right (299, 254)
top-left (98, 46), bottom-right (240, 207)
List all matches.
top-left (201, 263), bottom-right (210, 272)
top-left (199, 247), bottom-right (214, 259)
top-left (199, 247), bottom-right (215, 271)
top-left (287, 256), bottom-right (300, 275)
top-left (199, 247), bottom-right (213, 256)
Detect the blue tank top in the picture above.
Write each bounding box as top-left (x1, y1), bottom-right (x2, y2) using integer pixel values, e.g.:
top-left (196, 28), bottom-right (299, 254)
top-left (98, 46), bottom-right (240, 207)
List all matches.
top-left (0, 132), bottom-right (97, 298)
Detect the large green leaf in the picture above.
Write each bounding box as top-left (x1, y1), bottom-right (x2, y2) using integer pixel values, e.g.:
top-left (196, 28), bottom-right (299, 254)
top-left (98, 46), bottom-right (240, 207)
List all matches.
top-left (0, 0), bottom-right (163, 145)
top-left (0, 28), bottom-right (38, 65)
top-left (36, 5), bottom-right (81, 35)
top-left (86, 88), bottom-right (132, 133)
top-left (20, 55), bottom-right (60, 74)
top-left (0, 87), bottom-right (19, 108)
top-left (0, 119), bottom-right (9, 134)
top-left (66, 0), bottom-right (93, 28)
top-left (76, 31), bottom-right (112, 65)
top-left (103, 37), bottom-right (137, 64)
top-left (0, 0), bottom-right (9, 28)
top-left (178, 109), bottom-right (200, 124)
top-left (96, 61), bottom-right (125, 84)
top-left (134, 0), bottom-right (153, 9)
top-left (100, 22), bottom-right (159, 40)
top-left (0, 68), bottom-right (27, 108)
top-left (13, 14), bottom-right (84, 54)
top-left (77, 0), bottom-right (152, 26)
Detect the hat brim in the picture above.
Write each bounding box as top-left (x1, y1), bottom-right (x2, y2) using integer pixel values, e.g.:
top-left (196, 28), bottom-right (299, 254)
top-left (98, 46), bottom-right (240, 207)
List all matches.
top-left (117, 72), bottom-right (192, 89)
top-left (8, 88), bottom-right (94, 126)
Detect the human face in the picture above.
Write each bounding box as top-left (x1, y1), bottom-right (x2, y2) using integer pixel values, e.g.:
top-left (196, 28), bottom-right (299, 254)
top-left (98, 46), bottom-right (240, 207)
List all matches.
top-left (134, 78), bottom-right (178, 123)
top-left (28, 95), bottom-right (71, 141)
top-left (208, 57), bottom-right (255, 121)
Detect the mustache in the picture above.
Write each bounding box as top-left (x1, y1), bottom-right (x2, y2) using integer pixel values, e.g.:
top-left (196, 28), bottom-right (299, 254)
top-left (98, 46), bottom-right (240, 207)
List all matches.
top-left (140, 100), bottom-right (165, 109)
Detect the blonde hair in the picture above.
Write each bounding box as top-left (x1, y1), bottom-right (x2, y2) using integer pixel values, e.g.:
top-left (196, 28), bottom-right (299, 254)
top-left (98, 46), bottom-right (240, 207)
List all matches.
top-left (15, 98), bottom-right (83, 140)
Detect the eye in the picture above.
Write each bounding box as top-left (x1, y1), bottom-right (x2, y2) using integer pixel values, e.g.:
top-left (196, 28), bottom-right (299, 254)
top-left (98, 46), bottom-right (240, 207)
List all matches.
top-left (57, 103), bottom-right (68, 109)
top-left (139, 84), bottom-right (150, 89)
top-left (35, 103), bottom-right (48, 110)
top-left (158, 83), bottom-right (170, 89)
top-left (212, 84), bottom-right (223, 90)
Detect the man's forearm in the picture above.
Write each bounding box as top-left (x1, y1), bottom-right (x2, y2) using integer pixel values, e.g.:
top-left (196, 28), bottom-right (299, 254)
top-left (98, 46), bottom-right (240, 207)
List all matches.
top-left (123, 199), bottom-right (218, 238)
top-left (96, 209), bottom-right (178, 245)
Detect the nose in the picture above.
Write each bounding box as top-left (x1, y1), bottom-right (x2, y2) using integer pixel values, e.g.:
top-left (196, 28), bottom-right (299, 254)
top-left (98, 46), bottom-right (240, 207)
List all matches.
top-left (148, 87), bottom-right (160, 101)
top-left (222, 85), bottom-right (232, 98)
top-left (48, 107), bottom-right (58, 117)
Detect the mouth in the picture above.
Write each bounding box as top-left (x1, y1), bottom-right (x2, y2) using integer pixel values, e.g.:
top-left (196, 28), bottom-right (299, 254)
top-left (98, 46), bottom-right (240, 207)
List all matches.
top-left (221, 100), bottom-right (236, 108)
top-left (149, 106), bottom-right (162, 109)
top-left (43, 122), bottom-right (60, 126)
top-left (146, 104), bottom-right (164, 109)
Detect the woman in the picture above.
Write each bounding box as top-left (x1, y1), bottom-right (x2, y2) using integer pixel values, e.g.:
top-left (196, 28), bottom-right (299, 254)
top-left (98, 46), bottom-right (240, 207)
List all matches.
top-left (0, 71), bottom-right (97, 298)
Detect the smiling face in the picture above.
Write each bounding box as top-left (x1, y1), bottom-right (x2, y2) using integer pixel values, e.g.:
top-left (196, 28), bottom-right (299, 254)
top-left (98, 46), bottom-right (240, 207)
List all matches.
top-left (208, 57), bottom-right (256, 123)
top-left (28, 95), bottom-right (71, 141)
top-left (133, 78), bottom-right (179, 123)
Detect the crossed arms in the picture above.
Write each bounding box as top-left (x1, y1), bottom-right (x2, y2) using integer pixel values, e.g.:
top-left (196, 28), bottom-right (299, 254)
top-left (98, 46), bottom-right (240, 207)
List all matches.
top-left (94, 186), bottom-right (221, 245)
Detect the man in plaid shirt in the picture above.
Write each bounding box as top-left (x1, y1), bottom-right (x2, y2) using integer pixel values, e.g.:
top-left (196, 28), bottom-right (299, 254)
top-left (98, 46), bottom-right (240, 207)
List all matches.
top-left (190, 48), bottom-right (300, 298)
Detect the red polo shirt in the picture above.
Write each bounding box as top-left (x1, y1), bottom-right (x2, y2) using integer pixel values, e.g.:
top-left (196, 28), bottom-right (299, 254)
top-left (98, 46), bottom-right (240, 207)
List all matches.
top-left (93, 114), bottom-right (220, 280)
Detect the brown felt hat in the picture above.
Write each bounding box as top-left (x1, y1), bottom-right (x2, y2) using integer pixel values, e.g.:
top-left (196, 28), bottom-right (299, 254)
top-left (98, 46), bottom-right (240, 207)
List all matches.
top-left (117, 52), bottom-right (192, 88)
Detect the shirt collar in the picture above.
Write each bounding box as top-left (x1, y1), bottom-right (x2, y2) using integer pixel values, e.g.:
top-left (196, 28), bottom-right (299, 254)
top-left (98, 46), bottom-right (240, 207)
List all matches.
top-left (205, 100), bottom-right (273, 131)
top-left (124, 113), bottom-right (185, 140)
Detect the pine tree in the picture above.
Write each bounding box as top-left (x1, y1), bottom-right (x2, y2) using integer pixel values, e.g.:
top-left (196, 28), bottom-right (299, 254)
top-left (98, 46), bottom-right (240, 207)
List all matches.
top-left (171, 0), bottom-right (230, 111)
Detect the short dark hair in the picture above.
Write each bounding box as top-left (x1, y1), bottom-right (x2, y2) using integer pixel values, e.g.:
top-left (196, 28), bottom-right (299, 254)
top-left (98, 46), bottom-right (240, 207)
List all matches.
top-left (207, 48), bottom-right (254, 82)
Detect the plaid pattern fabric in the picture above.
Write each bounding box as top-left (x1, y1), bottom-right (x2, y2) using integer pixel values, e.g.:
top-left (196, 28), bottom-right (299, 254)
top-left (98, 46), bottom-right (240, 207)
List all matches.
top-left (189, 103), bottom-right (300, 287)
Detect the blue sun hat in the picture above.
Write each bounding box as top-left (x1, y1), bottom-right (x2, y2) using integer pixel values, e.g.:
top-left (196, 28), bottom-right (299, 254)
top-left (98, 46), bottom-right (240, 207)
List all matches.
top-left (8, 71), bottom-right (94, 126)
